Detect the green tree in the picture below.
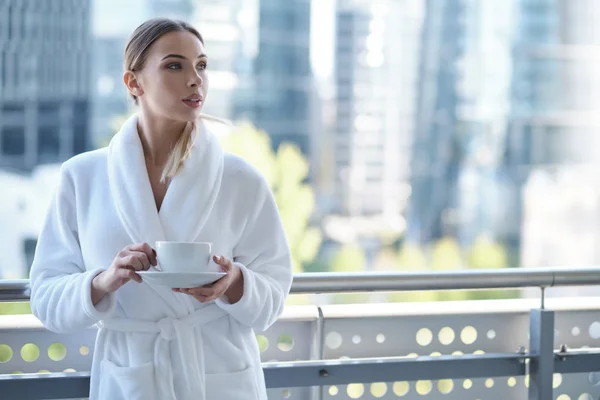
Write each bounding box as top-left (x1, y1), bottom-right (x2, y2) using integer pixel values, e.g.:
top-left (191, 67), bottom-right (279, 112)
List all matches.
top-left (466, 235), bottom-right (517, 300)
top-left (430, 237), bottom-right (469, 301)
top-left (467, 235), bottom-right (508, 269)
top-left (329, 243), bottom-right (369, 304)
top-left (372, 248), bottom-right (400, 271)
top-left (396, 242), bottom-right (428, 270)
top-left (430, 237), bottom-right (464, 270)
top-left (386, 235), bottom-right (514, 303)
top-left (330, 243), bottom-right (366, 273)
top-left (387, 242), bottom-right (438, 303)
top-left (219, 122), bottom-right (322, 275)
top-left (0, 302), bottom-right (31, 315)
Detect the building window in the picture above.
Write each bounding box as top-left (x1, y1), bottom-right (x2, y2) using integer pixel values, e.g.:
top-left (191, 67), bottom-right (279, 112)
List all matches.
top-left (38, 102), bottom-right (59, 121)
top-left (0, 52), bottom-right (6, 90)
top-left (6, 3), bottom-right (13, 40)
top-left (2, 102), bottom-right (23, 113)
top-left (1, 126), bottom-right (25, 155)
top-left (38, 126), bottom-right (60, 161)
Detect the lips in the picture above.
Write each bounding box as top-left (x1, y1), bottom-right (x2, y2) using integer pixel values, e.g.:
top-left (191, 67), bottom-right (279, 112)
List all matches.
top-left (182, 94), bottom-right (203, 108)
top-left (183, 94), bottom-right (202, 102)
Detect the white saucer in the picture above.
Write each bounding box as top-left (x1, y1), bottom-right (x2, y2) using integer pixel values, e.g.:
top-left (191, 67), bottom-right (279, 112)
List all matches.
top-left (137, 271), bottom-right (227, 289)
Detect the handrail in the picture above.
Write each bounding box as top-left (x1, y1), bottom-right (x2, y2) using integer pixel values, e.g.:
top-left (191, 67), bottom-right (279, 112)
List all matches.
top-left (2, 267), bottom-right (600, 302)
top-left (0, 279), bottom-right (30, 302)
top-left (291, 267), bottom-right (600, 293)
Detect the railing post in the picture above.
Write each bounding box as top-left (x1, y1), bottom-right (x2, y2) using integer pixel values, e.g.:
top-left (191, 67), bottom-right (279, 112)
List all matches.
top-left (310, 306), bottom-right (325, 400)
top-left (528, 309), bottom-right (555, 399)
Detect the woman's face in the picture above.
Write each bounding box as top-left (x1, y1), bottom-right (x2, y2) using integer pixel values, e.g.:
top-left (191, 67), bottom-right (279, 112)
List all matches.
top-left (126, 30), bottom-right (208, 122)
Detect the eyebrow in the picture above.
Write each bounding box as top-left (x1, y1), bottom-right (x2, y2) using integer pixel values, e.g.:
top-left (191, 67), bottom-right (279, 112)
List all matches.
top-left (160, 53), bottom-right (207, 61)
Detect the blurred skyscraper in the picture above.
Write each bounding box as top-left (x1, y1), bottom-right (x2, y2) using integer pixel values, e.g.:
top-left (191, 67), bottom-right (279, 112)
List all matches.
top-left (198, 0), bottom-right (315, 160)
top-left (451, 1), bottom-right (517, 246)
top-left (0, 0), bottom-right (92, 170)
top-left (148, 0), bottom-right (194, 19)
top-left (507, 0), bottom-right (600, 165)
top-left (333, 0), bottom-right (424, 217)
top-left (234, 0), bottom-right (314, 155)
top-left (407, 0), bottom-right (465, 243)
top-left (194, 0), bottom-right (251, 120)
top-left (408, 0), bottom-right (517, 247)
top-left (507, 0), bottom-right (600, 257)
top-left (406, 0), bottom-right (600, 257)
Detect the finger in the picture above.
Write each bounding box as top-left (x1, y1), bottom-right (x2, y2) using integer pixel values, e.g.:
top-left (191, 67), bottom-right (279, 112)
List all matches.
top-left (213, 255), bottom-right (232, 271)
top-left (141, 243), bottom-right (157, 266)
top-left (137, 251), bottom-right (152, 270)
top-left (202, 291), bottom-right (225, 303)
top-left (187, 287), bottom-right (214, 297)
top-left (209, 277), bottom-right (228, 294)
top-left (190, 277), bottom-right (229, 297)
top-left (182, 288), bottom-right (215, 303)
top-left (118, 255), bottom-right (141, 270)
top-left (185, 290), bottom-right (207, 302)
top-left (120, 268), bottom-right (142, 283)
top-left (121, 255), bottom-right (145, 271)
top-left (129, 243), bottom-right (157, 266)
top-left (129, 251), bottom-right (152, 270)
top-left (193, 294), bottom-right (209, 303)
top-left (193, 292), bottom-right (214, 303)
top-left (126, 243), bottom-right (156, 266)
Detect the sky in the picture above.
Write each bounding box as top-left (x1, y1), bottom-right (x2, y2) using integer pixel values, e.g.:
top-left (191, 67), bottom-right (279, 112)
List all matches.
top-left (310, 0), bottom-right (335, 79)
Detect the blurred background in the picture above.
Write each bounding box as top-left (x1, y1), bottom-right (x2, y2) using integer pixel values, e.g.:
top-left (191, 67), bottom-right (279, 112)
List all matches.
top-left (2, 0), bottom-right (600, 309)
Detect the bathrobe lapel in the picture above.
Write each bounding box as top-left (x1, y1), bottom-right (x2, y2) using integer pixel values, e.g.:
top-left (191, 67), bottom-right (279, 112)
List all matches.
top-left (107, 114), bottom-right (224, 315)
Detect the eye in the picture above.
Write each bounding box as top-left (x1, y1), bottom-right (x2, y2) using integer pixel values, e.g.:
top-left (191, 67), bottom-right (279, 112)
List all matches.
top-left (167, 63), bottom-right (182, 70)
top-left (197, 61), bottom-right (207, 70)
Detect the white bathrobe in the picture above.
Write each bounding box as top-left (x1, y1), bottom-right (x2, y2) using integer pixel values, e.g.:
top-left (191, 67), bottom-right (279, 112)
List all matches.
top-left (29, 114), bottom-right (293, 400)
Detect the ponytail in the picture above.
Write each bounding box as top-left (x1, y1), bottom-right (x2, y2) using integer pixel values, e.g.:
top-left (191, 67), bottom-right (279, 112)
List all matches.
top-left (159, 114), bottom-right (232, 183)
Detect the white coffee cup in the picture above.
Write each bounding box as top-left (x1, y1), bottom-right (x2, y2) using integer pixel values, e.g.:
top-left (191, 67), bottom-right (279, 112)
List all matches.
top-left (155, 241), bottom-right (215, 273)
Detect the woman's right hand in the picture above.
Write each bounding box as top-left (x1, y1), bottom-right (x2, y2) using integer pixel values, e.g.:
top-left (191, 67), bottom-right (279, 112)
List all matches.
top-left (92, 243), bottom-right (157, 296)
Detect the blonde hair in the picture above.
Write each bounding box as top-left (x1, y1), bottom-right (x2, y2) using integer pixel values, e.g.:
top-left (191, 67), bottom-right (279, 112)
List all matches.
top-left (160, 114), bottom-right (232, 183)
top-left (124, 18), bottom-right (231, 183)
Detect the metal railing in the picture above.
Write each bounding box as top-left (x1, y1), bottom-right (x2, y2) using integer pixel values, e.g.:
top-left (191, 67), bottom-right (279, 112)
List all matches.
top-left (1, 267), bottom-right (600, 400)
top-left (4, 266), bottom-right (600, 299)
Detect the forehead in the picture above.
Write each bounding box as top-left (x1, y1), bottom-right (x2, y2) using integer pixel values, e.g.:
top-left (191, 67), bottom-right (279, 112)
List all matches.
top-left (147, 30), bottom-right (205, 60)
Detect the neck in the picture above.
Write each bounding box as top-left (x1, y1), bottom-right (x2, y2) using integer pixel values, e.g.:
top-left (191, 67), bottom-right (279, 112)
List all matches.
top-left (137, 112), bottom-right (187, 167)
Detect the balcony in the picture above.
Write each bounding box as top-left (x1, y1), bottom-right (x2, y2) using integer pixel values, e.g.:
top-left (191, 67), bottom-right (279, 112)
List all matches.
top-left (1, 268), bottom-right (600, 400)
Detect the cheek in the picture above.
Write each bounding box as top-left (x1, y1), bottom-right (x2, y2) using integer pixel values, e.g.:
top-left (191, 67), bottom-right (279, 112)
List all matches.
top-left (143, 71), bottom-right (178, 96)
top-left (156, 73), bottom-right (181, 94)
top-left (146, 75), bottom-right (186, 109)
top-left (201, 72), bottom-right (209, 90)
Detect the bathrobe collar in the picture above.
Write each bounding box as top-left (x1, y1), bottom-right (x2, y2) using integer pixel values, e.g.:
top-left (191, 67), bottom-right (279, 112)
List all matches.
top-left (107, 113), bottom-right (224, 314)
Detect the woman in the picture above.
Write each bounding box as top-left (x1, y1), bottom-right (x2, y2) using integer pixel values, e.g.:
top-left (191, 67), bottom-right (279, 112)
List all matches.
top-left (29, 18), bottom-right (292, 400)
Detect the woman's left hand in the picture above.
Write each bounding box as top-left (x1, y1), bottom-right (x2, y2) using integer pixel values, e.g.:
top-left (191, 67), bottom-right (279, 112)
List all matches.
top-left (173, 255), bottom-right (244, 303)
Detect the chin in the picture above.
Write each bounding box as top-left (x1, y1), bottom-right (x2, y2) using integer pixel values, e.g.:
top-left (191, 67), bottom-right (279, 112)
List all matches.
top-left (174, 107), bottom-right (203, 122)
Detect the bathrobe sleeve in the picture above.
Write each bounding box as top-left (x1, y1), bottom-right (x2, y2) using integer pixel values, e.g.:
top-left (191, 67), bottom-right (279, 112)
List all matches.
top-left (29, 162), bottom-right (116, 333)
top-left (215, 177), bottom-right (293, 332)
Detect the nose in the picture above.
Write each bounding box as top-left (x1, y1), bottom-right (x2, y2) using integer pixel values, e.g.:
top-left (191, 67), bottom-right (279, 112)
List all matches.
top-left (188, 71), bottom-right (203, 88)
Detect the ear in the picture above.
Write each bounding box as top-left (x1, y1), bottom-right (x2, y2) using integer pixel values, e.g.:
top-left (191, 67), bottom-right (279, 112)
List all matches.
top-left (123, 71), bottom-right (144, 98)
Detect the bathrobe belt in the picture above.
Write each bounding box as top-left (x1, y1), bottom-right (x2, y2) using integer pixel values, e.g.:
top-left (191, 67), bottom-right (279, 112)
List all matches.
top-left (100, 305), bottom-right (228, 400)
